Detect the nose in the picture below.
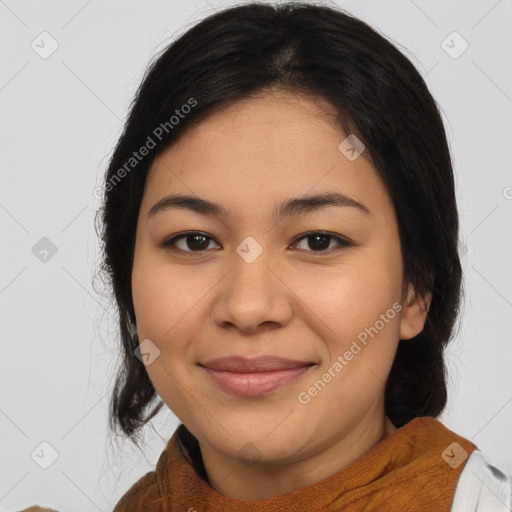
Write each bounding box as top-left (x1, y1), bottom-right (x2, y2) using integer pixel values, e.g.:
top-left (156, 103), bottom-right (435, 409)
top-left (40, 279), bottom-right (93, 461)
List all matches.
top-left (211, 246), bottom-right (294, 334)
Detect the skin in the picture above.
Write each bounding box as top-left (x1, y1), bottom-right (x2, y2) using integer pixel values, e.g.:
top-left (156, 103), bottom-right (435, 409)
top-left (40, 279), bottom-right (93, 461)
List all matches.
top-left (131, 88), bottom-right (432, 500)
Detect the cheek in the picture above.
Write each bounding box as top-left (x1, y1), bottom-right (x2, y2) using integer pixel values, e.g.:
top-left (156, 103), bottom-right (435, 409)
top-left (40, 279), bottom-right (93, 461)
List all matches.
top-left (293, 261), bottom-right (401, 416)
top-left (132, 251), bottom-right (205, 341)
top-left (131, 251), bottom-right (208, 419)
top-left (301, 262), bottom-right (398, 333)
top-left (292, 255), bottom-right (402, 380)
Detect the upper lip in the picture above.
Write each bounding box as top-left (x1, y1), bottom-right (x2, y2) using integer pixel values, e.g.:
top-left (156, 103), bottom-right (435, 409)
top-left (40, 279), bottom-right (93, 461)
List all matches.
top-left (200, 356), bottom-right (314, 373)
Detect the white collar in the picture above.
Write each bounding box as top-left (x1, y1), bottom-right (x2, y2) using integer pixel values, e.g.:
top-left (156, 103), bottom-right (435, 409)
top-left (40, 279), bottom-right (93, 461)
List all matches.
top-left (451, 449), bottom-right (512, 511)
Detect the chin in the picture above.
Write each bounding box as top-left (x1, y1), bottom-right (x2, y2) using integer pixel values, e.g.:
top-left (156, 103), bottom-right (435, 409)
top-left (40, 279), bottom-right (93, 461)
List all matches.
top-left (211, 423), bottom-right (310, 465)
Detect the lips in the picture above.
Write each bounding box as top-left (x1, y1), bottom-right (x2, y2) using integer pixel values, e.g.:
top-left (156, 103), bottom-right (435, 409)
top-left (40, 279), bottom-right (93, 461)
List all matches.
top-left (200, 356), bottom-right (313, 372)
top-left (199, 356), bottom-right (315, 396)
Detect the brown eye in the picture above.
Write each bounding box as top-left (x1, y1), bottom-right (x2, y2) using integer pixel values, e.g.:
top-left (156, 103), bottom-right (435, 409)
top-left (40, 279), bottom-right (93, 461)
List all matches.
top-left (162, 232), bottom-right (220, 253)
top-left (291, 232), bottom-right (352, 253)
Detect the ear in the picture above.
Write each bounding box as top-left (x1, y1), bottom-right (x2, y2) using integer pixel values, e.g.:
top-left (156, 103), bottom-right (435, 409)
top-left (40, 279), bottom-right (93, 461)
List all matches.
top-left (399, 283), bottom-right (432, 340)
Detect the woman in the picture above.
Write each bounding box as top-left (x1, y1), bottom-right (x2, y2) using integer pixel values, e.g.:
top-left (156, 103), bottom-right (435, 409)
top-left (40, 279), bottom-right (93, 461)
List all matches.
top-left (20, 2), bottom-right (511, 511)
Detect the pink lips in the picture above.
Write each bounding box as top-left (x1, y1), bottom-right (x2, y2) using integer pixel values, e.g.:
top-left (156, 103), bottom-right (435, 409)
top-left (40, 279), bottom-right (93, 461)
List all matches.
top-left (200, 356), bottom-right (315, 397)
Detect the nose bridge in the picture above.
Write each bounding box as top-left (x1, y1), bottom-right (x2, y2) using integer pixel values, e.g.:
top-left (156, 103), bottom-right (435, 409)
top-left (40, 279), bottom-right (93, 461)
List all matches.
top-left (232, 238), bottom-right (274, 293)
top-left (213, 236), bottom-right (292, 331)
top-left (230, 236), bottom-right (278, 304)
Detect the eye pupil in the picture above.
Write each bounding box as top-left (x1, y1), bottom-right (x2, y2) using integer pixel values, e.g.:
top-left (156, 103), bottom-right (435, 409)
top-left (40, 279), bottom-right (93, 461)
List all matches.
top-left (187, 234), bottom-right (209, 251)
top-left (308, 235), bottom-right (330, 251)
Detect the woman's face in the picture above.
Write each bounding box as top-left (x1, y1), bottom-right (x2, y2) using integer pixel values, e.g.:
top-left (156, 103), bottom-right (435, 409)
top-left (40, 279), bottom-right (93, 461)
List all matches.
top-left (131, 89), bottom-right (429, 470)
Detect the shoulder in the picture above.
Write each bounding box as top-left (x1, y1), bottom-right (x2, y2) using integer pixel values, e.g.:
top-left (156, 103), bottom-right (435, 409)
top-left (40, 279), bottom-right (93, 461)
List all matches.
top-left (112, 439), bottom-right (175, 511)
top-left (451, 449), bottom-right (512, 511)
top-left (112, 470), bottom-right (162, 512)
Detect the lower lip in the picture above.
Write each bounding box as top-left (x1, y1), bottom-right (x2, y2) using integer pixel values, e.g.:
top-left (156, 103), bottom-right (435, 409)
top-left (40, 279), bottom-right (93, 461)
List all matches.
top-left (202, 365), bottom-right (314, 397)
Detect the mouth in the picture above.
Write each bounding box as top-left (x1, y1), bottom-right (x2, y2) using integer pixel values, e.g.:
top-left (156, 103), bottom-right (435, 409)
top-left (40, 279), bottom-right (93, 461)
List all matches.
top-left (199, 356), bottom-right (316, 397)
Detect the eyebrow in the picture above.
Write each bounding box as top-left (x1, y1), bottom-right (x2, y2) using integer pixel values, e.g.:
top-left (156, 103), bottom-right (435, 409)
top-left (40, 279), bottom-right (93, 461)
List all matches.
top-left (147, 191), bottom-right (371, 220)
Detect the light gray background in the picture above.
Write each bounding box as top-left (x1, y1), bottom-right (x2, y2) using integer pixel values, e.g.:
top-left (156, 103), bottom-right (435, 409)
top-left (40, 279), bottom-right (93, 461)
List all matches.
top-left (1, 0), bottom-right (511, 510)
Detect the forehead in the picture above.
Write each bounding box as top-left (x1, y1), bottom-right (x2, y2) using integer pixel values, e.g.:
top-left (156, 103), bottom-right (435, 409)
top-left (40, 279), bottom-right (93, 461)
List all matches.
top-left (159, 90), bottom-right (350, 160)
top-left (143, 90), bottom-right (392, 222)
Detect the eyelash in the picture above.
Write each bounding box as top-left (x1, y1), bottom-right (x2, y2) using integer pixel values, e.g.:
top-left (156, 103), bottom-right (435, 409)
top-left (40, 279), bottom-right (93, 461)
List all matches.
top-left (160, 231), bottom-right (353, 256)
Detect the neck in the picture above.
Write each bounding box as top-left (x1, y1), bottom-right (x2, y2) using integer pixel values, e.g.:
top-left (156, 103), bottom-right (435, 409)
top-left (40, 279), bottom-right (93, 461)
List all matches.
top-left (198, 411), bottom-right (397, 501)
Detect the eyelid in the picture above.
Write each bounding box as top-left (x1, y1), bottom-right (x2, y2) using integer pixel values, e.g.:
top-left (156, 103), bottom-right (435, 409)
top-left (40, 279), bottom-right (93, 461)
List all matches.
top-left (161, 230), bottom-right (354, 256)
